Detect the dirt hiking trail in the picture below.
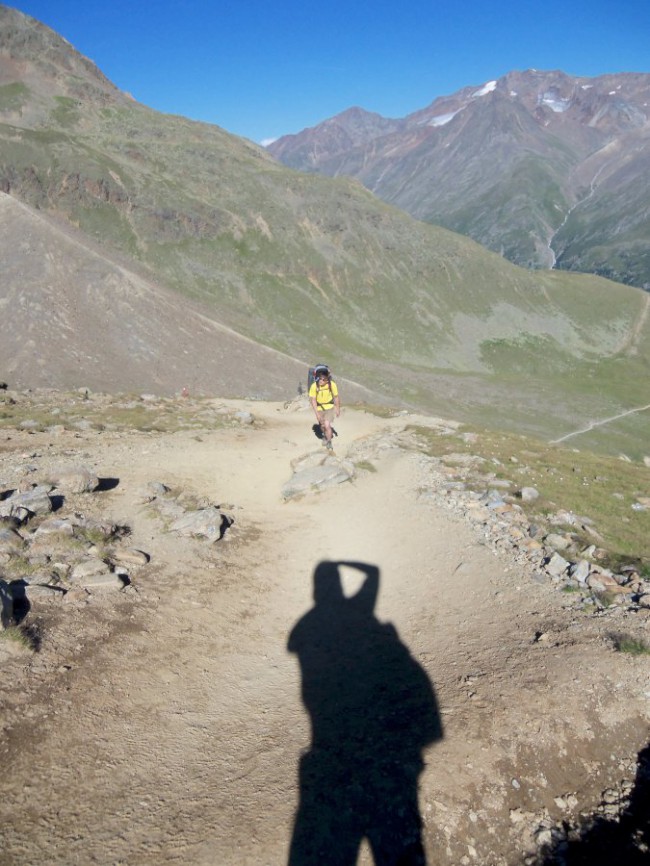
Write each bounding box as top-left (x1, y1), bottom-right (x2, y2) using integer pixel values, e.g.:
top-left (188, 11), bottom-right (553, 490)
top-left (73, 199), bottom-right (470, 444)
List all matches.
top-left (0, 400), bottom-right (648, 865)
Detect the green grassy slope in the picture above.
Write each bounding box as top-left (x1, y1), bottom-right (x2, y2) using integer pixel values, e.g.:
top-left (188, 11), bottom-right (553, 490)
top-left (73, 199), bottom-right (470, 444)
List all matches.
top-left (1, 8), bottom-right (649, 456)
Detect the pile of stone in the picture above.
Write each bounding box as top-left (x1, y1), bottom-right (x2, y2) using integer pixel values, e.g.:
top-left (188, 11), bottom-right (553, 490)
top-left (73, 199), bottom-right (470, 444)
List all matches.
top-left (0, 465), bottom-right (149, 630)
top-left (142, 481), bottom-right (234, 541)
top-left (345, 427), bottom-right (650, 615)
top-left (415, 451), bottom-right (650, 613)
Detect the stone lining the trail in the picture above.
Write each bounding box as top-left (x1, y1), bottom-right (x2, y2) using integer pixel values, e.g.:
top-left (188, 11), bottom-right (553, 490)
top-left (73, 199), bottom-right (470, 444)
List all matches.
top-left (346, 427), bottom-right (650, 618)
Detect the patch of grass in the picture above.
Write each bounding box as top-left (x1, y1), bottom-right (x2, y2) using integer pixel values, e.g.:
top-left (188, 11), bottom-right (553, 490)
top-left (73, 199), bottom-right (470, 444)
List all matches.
top-left (0, 394), bottom-right (239, 435)
top-left (352, 402), bottom-right (402, 418)
top-left (0, 625), bottom-right (36, 653)
top-left (3, 555), bottom-right (40, 580)
top-left (354, 460), bottom-right (377, 473)
top-left (594, 590), bottom-right (618, 608)
top-left (0, 82), bottom-right (29, 111)
top-left (611, 634), bottom-right (650, 655)
top-left (51, 96), bottom-right (81, 128)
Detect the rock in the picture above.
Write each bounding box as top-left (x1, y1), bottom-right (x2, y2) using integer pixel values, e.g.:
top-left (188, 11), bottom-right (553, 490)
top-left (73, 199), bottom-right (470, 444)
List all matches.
top-left (0, 526), bottom-right (25, 552)
top-left (81, 573), bottom-right (128, 590)
top-left (0, 485), bottom-right (53, 519)
top-left (569, 560), bottom-right (591, 584)
top-left (170, 507), bottom-right (228, 540)
top-left (643, 456), bottom-right (650, 468)
top-left (587, 572), bottom-right (627, 592)
top-left (110, 548), bottom-right (150, 567)
top-left (0, 579), bottom-right (13, 629)
top-left (49, 466), bottom-right (99, 494)
top-left (140, 481), bottom-right (170, 502)
top-left (520, 487), bottom-right (540, 502)
top-left (70, 559), bottom-right (111, 581)
top-left (545, 533), bottom-right (571, 552)
top-left (33, 518), bottom-right (75, 537)
top-left (11, 581), bottom-right (66, 602)
top-left (546, 552), bottom-right (570, 578)
top-left (282, 458), bottom-right (355, 500)
top-left (234, 411), bottom-right (254, 425)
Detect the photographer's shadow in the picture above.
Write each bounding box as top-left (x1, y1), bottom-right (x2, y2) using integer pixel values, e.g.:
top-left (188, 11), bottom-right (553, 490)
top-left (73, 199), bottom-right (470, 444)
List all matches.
top-left (287, 561), bottom-right (443, 866)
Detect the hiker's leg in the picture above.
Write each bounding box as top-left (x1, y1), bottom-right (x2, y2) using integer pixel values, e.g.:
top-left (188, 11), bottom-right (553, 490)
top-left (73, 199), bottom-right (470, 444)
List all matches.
top-left (321, 409), bottom-right (334, 443)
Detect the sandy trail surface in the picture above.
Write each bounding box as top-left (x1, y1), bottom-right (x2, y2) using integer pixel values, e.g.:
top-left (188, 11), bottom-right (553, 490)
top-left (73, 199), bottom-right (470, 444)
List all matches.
top-left (0, 400), bottom-right (648, 865)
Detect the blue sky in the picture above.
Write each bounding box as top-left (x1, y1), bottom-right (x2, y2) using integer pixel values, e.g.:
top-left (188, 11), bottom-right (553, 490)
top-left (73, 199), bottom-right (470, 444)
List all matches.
top-left (8, 1), bottom-right (650, 144)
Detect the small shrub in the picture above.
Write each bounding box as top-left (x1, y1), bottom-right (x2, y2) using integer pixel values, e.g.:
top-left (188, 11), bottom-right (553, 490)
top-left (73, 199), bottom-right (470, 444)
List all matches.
top-left (611, 634), bottom-right (650, 655)
top-left (593, 590), bottom-right (617, 608)
top-left (0, 625), bottom-right (36, 653)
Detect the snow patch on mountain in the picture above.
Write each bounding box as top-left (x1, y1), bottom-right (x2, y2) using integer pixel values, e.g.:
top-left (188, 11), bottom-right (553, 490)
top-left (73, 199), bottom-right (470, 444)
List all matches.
top-left (473, 80), bottom-right (497, 98)
top-left (427, 110), bottom-right (461, 127)
top-left (539, 92), bottom-right (571, 112)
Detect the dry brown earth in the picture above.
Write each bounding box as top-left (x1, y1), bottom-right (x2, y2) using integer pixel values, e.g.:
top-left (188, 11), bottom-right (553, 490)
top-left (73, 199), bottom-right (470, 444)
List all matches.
top-left (0, 397), bottom-right (648, 865)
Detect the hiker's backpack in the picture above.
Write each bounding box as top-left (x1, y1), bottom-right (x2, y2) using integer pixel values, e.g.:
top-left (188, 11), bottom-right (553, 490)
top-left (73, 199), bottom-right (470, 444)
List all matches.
top-left (307, 364), bottom-right (331, 392)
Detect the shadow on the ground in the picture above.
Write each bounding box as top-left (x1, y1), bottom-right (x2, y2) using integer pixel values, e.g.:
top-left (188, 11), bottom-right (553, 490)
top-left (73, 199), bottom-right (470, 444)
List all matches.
top-left (96, 477), bottom-right (120, 492)
top-left (287, 560), bottom-right (442, 866)
top-left (534, 743), bottom-right (650, 865)
top-left (311, 423), bottom-right (338, 442)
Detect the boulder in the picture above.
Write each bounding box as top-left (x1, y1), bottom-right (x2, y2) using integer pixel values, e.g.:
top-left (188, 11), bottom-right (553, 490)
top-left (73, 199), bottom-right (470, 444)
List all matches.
top-left (569, 560), bottom-right (591, 584)
top-left (110, 548), bottom-right (150, 567)
top-left (49, 466), bottom-right (99, 494)
top-left (546, 552), bottom-right (570, 578)
top-left (71, 559), bottom-right (111, 582)
top-left (282, 457), bottom-right (355, 500)
top-left (170, 507), bottom-right (228, 540)
top-left (81, 573), bottom-right (128, 590)
top-left (0, 485), bottom-right (53, 519)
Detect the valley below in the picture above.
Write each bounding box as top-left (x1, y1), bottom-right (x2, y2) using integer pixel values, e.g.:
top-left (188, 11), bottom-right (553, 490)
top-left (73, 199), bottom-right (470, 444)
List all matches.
top-left (1, 390), bottom-right (648, 865)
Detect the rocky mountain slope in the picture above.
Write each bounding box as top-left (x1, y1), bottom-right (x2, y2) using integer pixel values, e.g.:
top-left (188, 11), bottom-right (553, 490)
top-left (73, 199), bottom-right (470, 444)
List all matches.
top-left (1, 6), bottom-right (650, 455)
top-left (268, 70), bottom-right (650, 289)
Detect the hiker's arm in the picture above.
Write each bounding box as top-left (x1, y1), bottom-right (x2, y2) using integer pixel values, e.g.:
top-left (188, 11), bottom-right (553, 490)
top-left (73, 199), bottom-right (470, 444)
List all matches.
top-left (310, 395), bottom-right (320, 418)
top-left (334, 394), bottom-right (340, 416)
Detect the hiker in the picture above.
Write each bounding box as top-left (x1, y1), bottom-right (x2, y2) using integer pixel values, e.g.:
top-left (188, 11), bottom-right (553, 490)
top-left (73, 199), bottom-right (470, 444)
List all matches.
top-left (309, 366), bottom-right (340, 450)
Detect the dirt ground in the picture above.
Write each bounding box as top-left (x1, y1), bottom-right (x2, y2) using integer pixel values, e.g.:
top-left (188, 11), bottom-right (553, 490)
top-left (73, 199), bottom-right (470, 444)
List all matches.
top-left (0, 399), bottom-right (648, 865)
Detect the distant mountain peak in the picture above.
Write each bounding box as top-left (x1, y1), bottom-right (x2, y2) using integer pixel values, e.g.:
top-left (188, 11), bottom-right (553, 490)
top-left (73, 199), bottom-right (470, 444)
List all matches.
top-left (268, 69), bottom-right (650, 288)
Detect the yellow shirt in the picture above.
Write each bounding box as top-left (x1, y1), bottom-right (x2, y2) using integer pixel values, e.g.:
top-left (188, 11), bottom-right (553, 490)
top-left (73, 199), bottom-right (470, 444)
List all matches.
top-left (309, 379), bottom-right (338, 410)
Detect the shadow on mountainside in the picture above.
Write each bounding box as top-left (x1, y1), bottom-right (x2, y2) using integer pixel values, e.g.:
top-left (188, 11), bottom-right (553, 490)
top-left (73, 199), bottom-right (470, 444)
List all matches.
top-left (287, 560), bottom-right (442, 866)
top-left (535, 742), bottom-right (650, 865)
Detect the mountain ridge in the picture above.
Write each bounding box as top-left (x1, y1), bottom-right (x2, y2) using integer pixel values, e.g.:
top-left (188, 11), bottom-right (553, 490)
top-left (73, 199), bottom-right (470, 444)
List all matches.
top-left (1, 5), bottom-right (649, 455)
top-left (268, 69), bottom-right (650, 288)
